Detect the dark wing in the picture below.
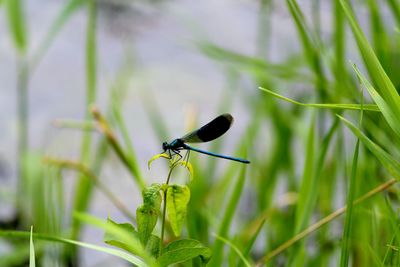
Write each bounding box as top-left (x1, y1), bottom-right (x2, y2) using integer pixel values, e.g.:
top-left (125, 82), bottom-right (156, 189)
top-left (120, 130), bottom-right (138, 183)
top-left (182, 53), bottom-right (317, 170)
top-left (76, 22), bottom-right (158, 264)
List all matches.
top-left (180, 113), bottom-right (233, 143)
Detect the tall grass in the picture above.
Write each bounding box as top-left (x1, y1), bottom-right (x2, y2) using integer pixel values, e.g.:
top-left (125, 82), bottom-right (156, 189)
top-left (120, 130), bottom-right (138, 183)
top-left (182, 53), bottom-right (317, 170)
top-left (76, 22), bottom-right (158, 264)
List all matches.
top-left (2, 0), bottom-right (400, 266)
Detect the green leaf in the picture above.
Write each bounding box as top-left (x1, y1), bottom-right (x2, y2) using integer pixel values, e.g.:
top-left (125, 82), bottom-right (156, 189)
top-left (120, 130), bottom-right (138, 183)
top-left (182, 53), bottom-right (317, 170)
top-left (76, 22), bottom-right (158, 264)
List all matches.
top-left (166, 185), bottom-right (191, 236)
top-left (6, 0), bottom-right (27, 53)
top-left (142, 184), bottom-right (162, 209)
top-left (137, 205), bottom-right (158, 246)
top-left (176, 160), bottom-right (194, 181)
top-left (146, 234), bottom-right (161, 258)
top-left (137, 184), bottom-right (162, 245)
top-left (157, 239), bottom-right (211, 266)
top-left (74, 212), bottom-right (156, 266)
top-left (29, 226), bottom-right (35, 267)
top-left (148, 153), bottom-right (170, 169)
top-left (104, 218), bottom-right (138, 254)
top-left (105, 218), bottom-right (160, 258)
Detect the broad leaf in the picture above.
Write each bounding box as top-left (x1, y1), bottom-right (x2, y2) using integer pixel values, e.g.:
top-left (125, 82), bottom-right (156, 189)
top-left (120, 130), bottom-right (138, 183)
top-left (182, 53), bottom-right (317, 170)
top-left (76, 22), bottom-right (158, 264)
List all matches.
top-left (104, 218), bottom-right (139, 254)
top-left (137, 205), bottom-right (158, 246)
top-left (157, 239), bottom-right (211, 266)
top-left (137, 184), bottom-right (162, 245)
top-left (166, 185), bottom-right (190, 236)
top-left (142, 184), bottom-right (162, 209)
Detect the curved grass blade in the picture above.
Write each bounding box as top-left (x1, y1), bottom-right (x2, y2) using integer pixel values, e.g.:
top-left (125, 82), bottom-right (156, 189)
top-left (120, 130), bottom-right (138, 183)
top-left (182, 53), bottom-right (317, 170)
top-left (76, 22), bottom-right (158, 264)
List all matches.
top-left (0, 230), bottom-right (147, 266)
top-left (339, 0), bottom-right (400, 115)
top-left (148, 153), bottom-right (170, 169)
top-left (213, 234), bottom-right (252, 267)
top-left (337, 115), bottom-right (400, 179)
top-left (259, 87), bottom-right (380, 112)
top-left (31, 0), bottom-right (85, 69)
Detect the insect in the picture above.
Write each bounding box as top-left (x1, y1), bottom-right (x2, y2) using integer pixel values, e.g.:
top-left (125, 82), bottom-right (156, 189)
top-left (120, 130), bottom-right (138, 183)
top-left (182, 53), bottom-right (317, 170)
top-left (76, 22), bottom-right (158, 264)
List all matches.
top-left (162, 113), bottom-right (250, 164)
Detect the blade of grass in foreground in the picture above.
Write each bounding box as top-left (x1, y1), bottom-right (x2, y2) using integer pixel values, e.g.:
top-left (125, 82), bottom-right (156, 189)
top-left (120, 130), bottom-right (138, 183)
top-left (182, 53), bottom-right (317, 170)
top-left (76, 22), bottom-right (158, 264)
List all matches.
top-left (0, 230), bottom-right (147, 266)
top-left (29, 226), bottom-right (35, 267)
top-left (71, 0), bottom-right (98, 255)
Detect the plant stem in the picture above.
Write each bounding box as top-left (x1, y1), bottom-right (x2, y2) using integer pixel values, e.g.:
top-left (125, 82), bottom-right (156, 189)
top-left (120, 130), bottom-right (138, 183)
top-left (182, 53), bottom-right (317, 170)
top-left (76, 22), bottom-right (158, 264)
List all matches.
top-left (160, 163), bottom-right (176, 255)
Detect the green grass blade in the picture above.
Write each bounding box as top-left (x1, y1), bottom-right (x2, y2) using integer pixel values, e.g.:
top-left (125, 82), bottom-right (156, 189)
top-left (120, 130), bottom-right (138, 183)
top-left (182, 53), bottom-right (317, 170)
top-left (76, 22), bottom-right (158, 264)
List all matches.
top-left (294, 113), bottom-right (316, 234)
top-left (241, 217), bottom-right (266, 263)
top-left (386, 0), bottom-right (400, 26)
top-left (338, 115), bottom-right (400, 179)
top-left (340, 89), bottom-right (364, 267)
top-left (291, 116), bottom-right (339, 265)
top-left (259, 87), bottom-right (380, 111)
top-left (368, 0), bottom-right (390, 66)
top-left (6, 0), bottom-right (27, 53)
top-left (29, 226), bottom-right (35, 267)
top-left (71, 0), bottom-right (98, 248)
top-left (352, 65), bottom-right (400, 138)
top-left (333, 0), bottom-right (347, 89)
top-left (111, 100), bottom-right (144, 185)
top-left (0, 230), bottom-right (147, 266)
top-left (339, 139), bottom-right (360, 267)
top-left (31, 0), bottom-right (85, 69)
top-left (213, 234), bottom-right (252, 267)
top-left (209, 164), bottom-right (248, 266)
top-left (198, 42), bottom-right (308, 82)
top-left (339, 0), bottom-right (400, 115)
top-left (286, 0), bottom-right (326, 96)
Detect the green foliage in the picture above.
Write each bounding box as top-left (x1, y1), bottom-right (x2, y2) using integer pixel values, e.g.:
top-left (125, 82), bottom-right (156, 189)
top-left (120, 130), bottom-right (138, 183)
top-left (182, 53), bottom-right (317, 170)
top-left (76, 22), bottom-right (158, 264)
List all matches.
top-left (104, 218), bottom-right (139, 254)
top-left (166, 185), bottom-right (191, 237)
top-left (137, 184), bottom-right (162, 245)
top-left (157, 239), bottom-right (211, 266)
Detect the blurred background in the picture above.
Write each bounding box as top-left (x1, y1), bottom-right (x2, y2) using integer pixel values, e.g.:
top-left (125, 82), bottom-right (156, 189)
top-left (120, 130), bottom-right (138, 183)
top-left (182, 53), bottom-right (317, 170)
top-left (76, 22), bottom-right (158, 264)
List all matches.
top-left (2, 0), bottom-right (400, 266)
